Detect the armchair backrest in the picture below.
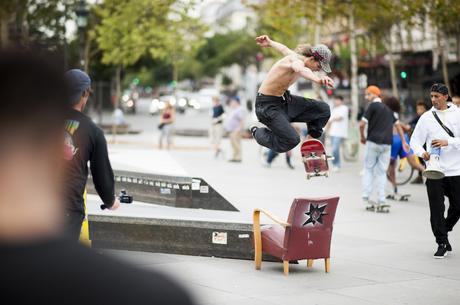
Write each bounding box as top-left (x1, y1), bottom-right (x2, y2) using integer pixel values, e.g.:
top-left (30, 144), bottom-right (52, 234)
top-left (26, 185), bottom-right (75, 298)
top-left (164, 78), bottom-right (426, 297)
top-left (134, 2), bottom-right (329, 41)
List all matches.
top-left (283, 197), bottom-right (339, 260)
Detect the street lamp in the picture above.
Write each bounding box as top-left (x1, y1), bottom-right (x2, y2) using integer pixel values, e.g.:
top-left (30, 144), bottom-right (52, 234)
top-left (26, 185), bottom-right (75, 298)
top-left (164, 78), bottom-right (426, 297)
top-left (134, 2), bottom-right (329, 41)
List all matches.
top-left (75, 0), bottom-right (89, 69)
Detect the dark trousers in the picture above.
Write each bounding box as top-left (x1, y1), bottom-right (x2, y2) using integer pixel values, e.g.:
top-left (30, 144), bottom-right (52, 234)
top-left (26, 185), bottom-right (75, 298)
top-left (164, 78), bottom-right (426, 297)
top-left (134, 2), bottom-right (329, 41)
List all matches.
top-left (65, 210), bottom-right (85, 241)
top-left (254, 92), bottom-right (330, 153)
top-left (426, 176), bottom-right (460, 244)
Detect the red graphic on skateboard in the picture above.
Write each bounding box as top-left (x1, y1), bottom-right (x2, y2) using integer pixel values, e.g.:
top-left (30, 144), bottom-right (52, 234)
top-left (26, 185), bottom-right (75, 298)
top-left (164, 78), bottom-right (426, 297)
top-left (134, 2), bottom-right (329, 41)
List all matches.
top-left (300, 139), bottom-right (333, 179)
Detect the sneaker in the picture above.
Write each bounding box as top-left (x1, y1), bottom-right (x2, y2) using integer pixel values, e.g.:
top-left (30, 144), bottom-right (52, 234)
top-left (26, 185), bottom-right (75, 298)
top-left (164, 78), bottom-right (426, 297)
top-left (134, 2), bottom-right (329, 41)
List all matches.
top-left (446, 242), bottom-right (452, 252)
top-left (250, 125), bottom-right (258, 138)
top-left (434, 244), bottom-right (448, 259)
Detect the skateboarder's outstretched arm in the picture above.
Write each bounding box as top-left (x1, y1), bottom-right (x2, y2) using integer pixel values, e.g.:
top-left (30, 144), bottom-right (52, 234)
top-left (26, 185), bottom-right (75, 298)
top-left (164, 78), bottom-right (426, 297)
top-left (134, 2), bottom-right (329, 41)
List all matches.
top-left (292, 58), bottom-right (334, 88)
top-left (255, 35), bottom-right (296, 56)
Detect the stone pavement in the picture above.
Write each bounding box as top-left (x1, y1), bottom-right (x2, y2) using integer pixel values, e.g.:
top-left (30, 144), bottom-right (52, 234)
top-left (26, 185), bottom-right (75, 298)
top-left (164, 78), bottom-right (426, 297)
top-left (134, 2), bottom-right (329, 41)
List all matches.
top-left (90, 109), bottom-right (459, 305)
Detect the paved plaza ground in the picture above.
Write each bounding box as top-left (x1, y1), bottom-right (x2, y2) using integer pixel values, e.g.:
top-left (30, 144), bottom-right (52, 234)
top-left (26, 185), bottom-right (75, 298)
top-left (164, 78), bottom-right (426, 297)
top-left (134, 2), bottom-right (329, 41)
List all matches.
top-left (90, 107), bottom-right (460, 305)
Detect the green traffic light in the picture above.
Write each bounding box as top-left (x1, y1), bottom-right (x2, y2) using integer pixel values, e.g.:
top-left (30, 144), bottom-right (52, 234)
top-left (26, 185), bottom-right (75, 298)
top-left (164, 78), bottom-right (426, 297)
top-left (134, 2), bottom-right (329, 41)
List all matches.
top-left (400, 71), bottom-right (407, 79)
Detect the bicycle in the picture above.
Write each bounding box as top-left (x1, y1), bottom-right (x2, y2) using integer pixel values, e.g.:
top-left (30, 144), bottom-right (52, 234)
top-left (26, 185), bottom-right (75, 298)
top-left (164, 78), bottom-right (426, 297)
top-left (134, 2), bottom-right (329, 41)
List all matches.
top-left (386, 155), bottom-right (422, 186)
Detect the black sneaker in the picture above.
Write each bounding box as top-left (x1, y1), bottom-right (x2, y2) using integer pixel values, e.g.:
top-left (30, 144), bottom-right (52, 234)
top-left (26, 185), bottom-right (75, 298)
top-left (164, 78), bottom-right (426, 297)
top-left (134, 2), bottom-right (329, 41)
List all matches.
top-left (250, 125), bottom-right (258, 138)
top-left (446, 242), bottom-right (452, 252)
top-left (434, 244), bottom-right (448, 259)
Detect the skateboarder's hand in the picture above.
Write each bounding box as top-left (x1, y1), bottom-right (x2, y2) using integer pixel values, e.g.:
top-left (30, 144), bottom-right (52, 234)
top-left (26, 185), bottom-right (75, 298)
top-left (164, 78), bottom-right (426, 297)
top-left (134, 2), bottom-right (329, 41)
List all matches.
top-left (432, 139), bottom-right (448, 148)
top-left (108, 198), bottom-right (120, 211)
top-left (422, 152), bottom-right (430, 161)
top-left (255, 35), bottom-right (271, 47)
top-left (319, 76), bottom-right (334, 88)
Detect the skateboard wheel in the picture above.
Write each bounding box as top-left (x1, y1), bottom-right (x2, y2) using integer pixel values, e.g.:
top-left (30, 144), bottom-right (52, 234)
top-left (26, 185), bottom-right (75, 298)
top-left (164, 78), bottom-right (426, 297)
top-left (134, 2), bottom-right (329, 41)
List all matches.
top-left (306, 174), bottom-right (311, 180)
top-left (324, 172), bottom-right (329, 177)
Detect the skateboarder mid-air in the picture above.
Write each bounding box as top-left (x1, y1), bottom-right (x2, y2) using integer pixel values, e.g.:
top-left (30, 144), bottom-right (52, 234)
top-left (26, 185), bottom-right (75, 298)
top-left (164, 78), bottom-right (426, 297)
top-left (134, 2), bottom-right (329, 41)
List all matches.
top-left (251, 35), bottom-right (334, 153)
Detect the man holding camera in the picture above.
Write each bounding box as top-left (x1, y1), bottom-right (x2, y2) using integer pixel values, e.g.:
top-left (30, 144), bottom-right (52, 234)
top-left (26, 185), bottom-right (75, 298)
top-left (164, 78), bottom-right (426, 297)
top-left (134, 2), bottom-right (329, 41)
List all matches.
top-left (64, 69), bottom-right (120, 241)
top-left (410, 83), bottom-right (460, 258)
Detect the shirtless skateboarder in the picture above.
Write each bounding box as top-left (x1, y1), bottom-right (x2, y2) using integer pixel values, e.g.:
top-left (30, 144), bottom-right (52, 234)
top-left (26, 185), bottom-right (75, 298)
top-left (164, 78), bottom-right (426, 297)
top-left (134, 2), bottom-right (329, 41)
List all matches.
top-left (251, 35), bottom-right (334, 153)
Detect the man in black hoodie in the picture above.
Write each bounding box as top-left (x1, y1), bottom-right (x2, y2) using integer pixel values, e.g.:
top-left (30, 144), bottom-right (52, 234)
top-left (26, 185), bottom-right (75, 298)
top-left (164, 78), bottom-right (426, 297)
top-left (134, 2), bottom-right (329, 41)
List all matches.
top-left (63, 69), bottom-right (119, 240)
top-left (0, 51), bottom-right (195, 305)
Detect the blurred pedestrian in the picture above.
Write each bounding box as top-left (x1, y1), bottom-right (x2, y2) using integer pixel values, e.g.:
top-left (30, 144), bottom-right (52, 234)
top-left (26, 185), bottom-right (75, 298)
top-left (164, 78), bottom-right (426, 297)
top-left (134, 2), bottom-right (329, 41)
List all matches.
top-left (359, 85), bottom-right (409, 211)
top-left (0, 50), bottom-right (196, 305)
top-left (158, 100), bottom-right (175, 150)
top-left (452, 95), bottom-right (460, 107)
top-left (265, 149), bottom-right (295, 169)
top-left (326, 95), bottom-right (349, 172)
top-left (383, 96), bottom-right (425, 196)
top-left (250, 34), bottom-right (332, 153)
top-left (410, 83), bottom-right (460, 258)
top-left (210, 96), bottom-right (225, 158)
top-left (64, 69), bottom-right (119, 241)
top-left (225, 97), bottom-right (246, 162)
top-left (408, 101), bottom-right (429, 184)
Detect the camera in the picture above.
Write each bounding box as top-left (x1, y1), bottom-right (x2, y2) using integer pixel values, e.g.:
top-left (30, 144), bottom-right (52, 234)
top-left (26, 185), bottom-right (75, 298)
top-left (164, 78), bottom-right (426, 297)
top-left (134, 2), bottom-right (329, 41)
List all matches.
top-left (118, 189), bottom-right (133, 204)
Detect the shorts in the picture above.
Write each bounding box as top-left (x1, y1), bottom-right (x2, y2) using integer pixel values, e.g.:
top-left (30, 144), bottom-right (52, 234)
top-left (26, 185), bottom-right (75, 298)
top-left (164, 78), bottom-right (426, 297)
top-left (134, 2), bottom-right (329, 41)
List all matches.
top-left (391, 133), bottom-right (413, 160)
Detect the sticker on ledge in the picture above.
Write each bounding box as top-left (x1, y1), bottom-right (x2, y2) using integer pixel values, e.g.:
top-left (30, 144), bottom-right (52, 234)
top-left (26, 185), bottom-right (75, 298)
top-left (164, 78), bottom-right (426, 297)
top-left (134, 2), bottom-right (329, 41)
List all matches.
top-left (238, 234), bottom-right (250, 239)
top-left (160, 188), bottom-right (171, 195)
top-left (200, 185), bottom-right (209, 193)
top-left (212, 232), bottom-right (227, 245)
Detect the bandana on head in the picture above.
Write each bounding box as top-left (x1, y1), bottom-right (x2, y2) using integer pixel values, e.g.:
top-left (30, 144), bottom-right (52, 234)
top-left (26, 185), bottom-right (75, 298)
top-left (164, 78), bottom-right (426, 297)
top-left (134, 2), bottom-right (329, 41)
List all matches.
top-left (431, 83), bottom-right (452, 101)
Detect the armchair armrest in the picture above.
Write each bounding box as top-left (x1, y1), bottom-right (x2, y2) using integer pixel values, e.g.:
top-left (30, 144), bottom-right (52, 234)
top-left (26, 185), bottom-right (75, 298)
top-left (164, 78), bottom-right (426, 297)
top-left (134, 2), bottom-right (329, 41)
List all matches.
top-left (252, 208), bottom-right (290, 270)
top-left (253, 209), bottom-right (291, 227)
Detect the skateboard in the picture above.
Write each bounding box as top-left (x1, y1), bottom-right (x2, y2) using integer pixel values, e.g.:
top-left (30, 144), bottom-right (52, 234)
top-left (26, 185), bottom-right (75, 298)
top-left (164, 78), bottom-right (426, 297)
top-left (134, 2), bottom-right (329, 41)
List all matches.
top-left (365, 201), bottom-right (391, 213)
top-left (300, 139), bottom-right (333, 179)
top-left (386, 193), bottom-right (411, 202)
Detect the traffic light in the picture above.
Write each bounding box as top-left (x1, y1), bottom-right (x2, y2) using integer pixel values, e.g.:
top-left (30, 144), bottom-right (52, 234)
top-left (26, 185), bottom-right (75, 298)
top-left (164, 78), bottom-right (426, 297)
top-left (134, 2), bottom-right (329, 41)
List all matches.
top-left (400, 71), bottom-right (407, 79)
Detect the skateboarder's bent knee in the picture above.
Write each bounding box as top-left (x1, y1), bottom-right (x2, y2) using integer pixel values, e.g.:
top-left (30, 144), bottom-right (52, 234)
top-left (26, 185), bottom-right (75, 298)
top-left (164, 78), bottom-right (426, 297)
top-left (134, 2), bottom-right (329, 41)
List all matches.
top-left (277, 133), bottom-right (300, 153)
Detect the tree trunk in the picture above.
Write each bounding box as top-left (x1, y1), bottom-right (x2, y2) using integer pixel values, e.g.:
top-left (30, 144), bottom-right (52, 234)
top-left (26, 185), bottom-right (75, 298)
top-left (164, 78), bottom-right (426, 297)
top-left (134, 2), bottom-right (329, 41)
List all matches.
top-left (440, 32), bottom-right (450, 93)
top-left (111, 66), bottom-right (121, 143)
top-left (84, 35), bottom-right (91, 72)
top-left (1, 16), bottom-right (9, 47)
top-left (349, 3), bottom-right (359, 122)
top-left (313, 0), bottom-right (323, 98)
top-left (388, 32), bottom-right (398, 98)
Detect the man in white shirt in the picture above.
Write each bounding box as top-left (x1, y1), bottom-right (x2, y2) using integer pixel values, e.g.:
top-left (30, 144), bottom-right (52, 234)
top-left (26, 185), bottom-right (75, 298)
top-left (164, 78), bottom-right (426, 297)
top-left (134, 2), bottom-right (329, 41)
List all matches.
top-left (410, 83), bottom-right (460, 259)
top-left (326, 95), bottom-right (349, 171)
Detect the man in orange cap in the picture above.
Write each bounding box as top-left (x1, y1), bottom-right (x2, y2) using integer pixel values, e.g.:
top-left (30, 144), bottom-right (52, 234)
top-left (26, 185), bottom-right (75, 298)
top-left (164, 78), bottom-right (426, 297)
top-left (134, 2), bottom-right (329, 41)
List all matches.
top-left (359, 85), bottom-right (409, 212)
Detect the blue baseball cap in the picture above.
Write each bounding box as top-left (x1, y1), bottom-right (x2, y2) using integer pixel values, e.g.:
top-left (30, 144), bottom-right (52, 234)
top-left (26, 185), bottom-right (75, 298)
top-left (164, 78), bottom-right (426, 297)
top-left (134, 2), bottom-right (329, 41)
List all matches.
top-left (65, 69), bottom-right (91, 105)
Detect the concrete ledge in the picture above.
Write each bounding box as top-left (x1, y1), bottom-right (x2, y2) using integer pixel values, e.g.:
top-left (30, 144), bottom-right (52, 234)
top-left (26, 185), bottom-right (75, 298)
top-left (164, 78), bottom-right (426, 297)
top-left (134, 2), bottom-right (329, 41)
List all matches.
top-left (86, 170), bottom-right (238, 211)
top-left (89, 214), bottom-right (255, 259)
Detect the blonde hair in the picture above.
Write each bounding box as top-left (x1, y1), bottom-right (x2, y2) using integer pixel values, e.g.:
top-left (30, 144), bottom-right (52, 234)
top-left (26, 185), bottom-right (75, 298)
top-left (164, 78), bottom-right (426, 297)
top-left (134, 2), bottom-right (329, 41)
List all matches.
top-left (294, 44), bottom-right (313, 57)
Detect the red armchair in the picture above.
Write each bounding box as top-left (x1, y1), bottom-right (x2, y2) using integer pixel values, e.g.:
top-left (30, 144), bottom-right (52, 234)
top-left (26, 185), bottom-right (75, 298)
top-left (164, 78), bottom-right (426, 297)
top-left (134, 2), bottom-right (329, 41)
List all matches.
top-left (253, 197), bottom-right (339, 275)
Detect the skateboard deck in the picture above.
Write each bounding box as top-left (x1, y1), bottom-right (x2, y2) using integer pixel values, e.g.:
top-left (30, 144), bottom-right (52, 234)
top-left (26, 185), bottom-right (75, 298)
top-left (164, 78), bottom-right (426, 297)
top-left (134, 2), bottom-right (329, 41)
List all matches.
top-left (300, 139), bottom-right (330, 179)
top-left (386, 194), bottom-right (411, 202)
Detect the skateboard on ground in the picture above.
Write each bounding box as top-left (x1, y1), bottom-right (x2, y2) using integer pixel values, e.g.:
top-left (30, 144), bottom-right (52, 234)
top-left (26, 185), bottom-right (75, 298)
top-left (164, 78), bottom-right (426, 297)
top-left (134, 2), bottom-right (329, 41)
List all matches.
top-left (386, 193), bottom-right (410, 202)
top-left (300, 139), bottom-right (333, 179)
top-left (365, 201), bottom-right (391, 213)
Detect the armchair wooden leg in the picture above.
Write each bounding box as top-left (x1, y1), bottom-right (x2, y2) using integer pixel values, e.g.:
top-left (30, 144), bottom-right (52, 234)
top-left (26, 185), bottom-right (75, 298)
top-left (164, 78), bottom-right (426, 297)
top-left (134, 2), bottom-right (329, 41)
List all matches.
top-left (283, 260), bottom-right (289, 276)
top-left (307, 259), bottom-right (313, 268)
top-left (324, 258), bottom-right (330, 273)
top-left (253, 210), bottom-right (262, 270)
top-left (254, 246), bottom-right (262, 270)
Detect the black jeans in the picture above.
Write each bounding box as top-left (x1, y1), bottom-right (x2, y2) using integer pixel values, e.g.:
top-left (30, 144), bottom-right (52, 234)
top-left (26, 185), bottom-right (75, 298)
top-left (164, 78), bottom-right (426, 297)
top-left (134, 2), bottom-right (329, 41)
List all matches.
top-left (426, 176), bottom-right (460, 245)
top-left (254, 92), bottom-right (330, 153)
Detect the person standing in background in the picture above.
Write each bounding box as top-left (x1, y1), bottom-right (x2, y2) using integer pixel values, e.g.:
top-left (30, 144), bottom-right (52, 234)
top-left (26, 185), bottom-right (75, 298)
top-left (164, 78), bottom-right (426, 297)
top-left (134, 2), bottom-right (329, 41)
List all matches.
top-left (225, 97), bottom-right (246, 163)
top-left (210, 96), bottom-right (225, 158)
top-left (326, 95), bottom-right (349, 172)
top-left (158, 101), bottom-right (175, 150)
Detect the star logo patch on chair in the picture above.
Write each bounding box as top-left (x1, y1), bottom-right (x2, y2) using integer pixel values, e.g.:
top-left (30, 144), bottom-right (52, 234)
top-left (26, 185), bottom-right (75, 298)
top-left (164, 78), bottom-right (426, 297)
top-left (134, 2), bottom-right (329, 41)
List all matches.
top-left (303, 203), bottom-right (328, 226)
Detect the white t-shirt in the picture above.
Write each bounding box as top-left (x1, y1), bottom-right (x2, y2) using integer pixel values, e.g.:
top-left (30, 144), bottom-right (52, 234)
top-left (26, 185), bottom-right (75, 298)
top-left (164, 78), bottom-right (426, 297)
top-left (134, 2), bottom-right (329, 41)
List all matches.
top-left (329, 104), bottom-right (349, 138)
